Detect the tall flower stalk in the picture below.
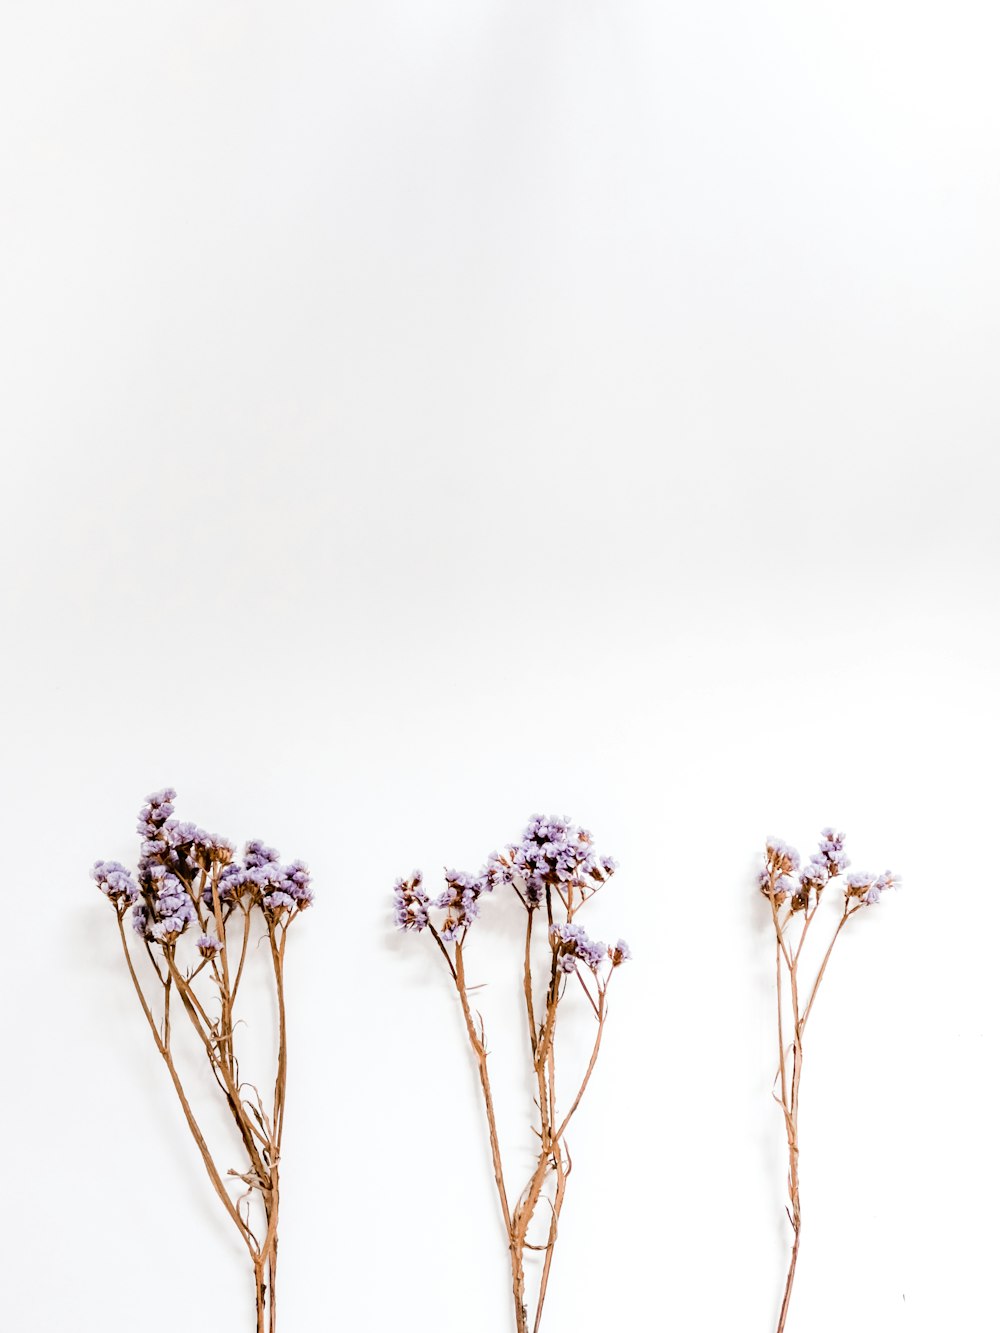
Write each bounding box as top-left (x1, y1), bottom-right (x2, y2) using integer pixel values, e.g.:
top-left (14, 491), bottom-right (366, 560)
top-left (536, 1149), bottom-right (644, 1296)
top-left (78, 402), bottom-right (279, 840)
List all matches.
top-left (759, 828), bottom-right (899, 1333)
top-left (92, 789), bottom-right (313, 1333)
top-left (394, 815), bottom-right (630, 1333)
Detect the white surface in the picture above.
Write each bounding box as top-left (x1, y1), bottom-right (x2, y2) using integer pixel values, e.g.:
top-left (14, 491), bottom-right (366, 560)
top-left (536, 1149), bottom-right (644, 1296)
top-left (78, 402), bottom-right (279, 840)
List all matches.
top-left (1, 3), bottom-right (998, 1330)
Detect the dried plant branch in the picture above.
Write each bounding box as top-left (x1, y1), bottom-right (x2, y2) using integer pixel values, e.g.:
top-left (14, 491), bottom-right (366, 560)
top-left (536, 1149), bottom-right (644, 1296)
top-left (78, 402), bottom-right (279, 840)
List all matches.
top-left (93, 789), bottom-right (313, 1332)
top-left (394, 815), bottom-right (630, 1333)
top-left (758, 829), bottom-right (899, 1333)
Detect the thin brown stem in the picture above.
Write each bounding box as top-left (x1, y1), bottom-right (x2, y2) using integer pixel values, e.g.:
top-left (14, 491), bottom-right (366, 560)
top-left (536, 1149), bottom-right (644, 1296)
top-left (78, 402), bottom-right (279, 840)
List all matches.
top-left (454, 942), bottom-right (513, 1235)
top-left (554, 989), bottom-right (607, 1141)
top-left (114, 914), bottom-right (256, 1254)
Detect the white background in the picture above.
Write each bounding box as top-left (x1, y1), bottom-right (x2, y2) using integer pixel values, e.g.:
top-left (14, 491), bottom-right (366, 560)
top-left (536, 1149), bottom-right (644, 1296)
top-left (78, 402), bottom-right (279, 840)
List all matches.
top-left (2, 3), bottom-right (998, 1330)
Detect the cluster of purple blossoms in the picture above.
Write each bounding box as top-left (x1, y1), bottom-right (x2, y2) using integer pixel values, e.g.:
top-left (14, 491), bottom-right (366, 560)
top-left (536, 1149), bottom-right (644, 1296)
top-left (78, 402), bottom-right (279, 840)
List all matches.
top-left (146, 863), bottom-right (198, 942)
top-left (760, 838), bottom-right (800, 901)
top-left (393, 872), bottom-right (430, 932)
top-left (845, 869), bottom-right (900, 906)
top-left (94, 789), bottom-right (314, 947)
top-left (550, 922), bottom-right (608, 973)
top-left (760, 830), bottom-right (900, 911)
top-left (435, 869), bottom-right (490, 940)
top-left (205, 855), bottom-right (315, 917)
top-left (486, 815), bottom-right (618, 909)
top-left (92, 860), bottom-right (139, 905)
top-left (393, 817), bottom-right (625, 952)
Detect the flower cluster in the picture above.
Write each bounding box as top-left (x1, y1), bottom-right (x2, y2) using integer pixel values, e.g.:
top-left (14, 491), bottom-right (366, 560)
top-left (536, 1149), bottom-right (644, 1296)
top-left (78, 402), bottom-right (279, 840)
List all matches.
top-left (92, 860), bottom-right (139, 905)
top-left (393, 816), bottom-right (622, 939)
top-left (844, 869), bottom-right (900, 906)
top-left (760, 829), bottom-right (900, 912)
top-left (93, 789), bottom-right (314, 946)
top-left (488, 814), bottom-right (618, 908)
top-left (550, 922), bottom-right (609, 973)
top-left (393, 872), bottom-right (430, 932)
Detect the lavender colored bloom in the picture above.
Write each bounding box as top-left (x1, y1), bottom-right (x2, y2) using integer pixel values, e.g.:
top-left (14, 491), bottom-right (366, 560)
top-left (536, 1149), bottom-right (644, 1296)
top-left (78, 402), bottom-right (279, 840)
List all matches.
top-left (504, 815), bottom-right (614, 906)
top-left (394, 818), bottom-right (625, 981)
top-left (862, 869), bottom-right (900, 905)
top-left (611, 938), bottom-right (631, 966)
top-left (152, 915), bottom-right (189, 943)
top-left (551, 922), bottom-right (607, 972)
top-left (800, 857), bottom-right (830, 892)
top-left (434, 868), bottom-right (490, 939)
top-left (263, 890), bottom-right (297, 914)
top-left (203, 864), bottom-right (247, 909)
top-left (761, 870), bottom-right (797, 902)
top-left (765, 838), bottom-right (800, 875)
top-left (394, 874), bottom-right (430, 932)
top-left (136, 788), bottom-right (176, 837)
top-left (245, 840), bottom-right (280, 870)
top-left (817, 828), bottom-right (849, 875)
top-left (281, 861), bottom-right (314, 908)
top-left (245, 862), bottom-right (283, 892)
top-left (92, 860), bottom-right (139, 905)
top-left (197, 934), bottom-right (224, 958)
top-left (99, 790), bottom-right (313, 953)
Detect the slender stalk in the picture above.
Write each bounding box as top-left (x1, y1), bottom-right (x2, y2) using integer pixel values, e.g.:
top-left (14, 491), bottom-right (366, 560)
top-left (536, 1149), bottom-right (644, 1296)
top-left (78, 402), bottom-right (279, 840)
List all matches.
top-left (453, 941), bottom-right (513, 1233)
top-left (114, 913), bottom-right (256, 1252)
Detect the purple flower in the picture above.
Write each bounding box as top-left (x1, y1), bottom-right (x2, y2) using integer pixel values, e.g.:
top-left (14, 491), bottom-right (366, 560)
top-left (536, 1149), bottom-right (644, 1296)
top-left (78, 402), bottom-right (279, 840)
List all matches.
top-left (862, 869), bottom-right (900, 906)
top-left (245, 840), bottom-right (280, 870)
top-left (765, 838), bottom-right (800, 875)
top-left (263, 890), bottom-right (296, 915)
top-left (281, 861), bottom-right (314, 908)
top-left (393, 874), bottom-right (429, 932)
top-left (203, 864), bottom-right (247, 910)
top-left (801, 856), bottom-right (829, 889)
top-left (197, 934), bottom-right (223, 958)
top-left (760, 869), bottom-right (797, 902)
top-left (435, 869), bottom-right (489, 939)
top-left (136, 788), bottom-right (176, 838)
top-left (98, 791), bottom-right (313, 946)
top-left (817, 828), bottom-right (849, 875)
top-left (610, 938), bottom-right (631, 966)
top-left (504, 815), bottom-right (614, 905)
top-left (551, 922), bottom-right (607, 972)
top-left (92, 860), bottom-right (139, 905)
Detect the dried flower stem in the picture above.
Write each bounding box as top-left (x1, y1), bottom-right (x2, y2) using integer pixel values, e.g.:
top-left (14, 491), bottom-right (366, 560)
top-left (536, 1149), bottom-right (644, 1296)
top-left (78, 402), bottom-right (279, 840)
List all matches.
top-left (760, 831), bottom-right (899, 1333)
top-left (115, 899), bottom-right (292, 1331)
top-left (394, 817), bottom-right (628, 1331)
top-left (428, 892), bottom-right (616, 1333)
top-left (94, 793), bottom-right (313, 1332)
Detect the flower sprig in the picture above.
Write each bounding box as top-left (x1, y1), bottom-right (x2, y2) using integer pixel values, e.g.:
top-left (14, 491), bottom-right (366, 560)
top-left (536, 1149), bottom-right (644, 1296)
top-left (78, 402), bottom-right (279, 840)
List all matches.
top-left (759, 828), bottom-right (899, 1333)
top-left (93, 789), bottom-right (313, 1333)
top-left (395, 814), bottom-right (629, 1333)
